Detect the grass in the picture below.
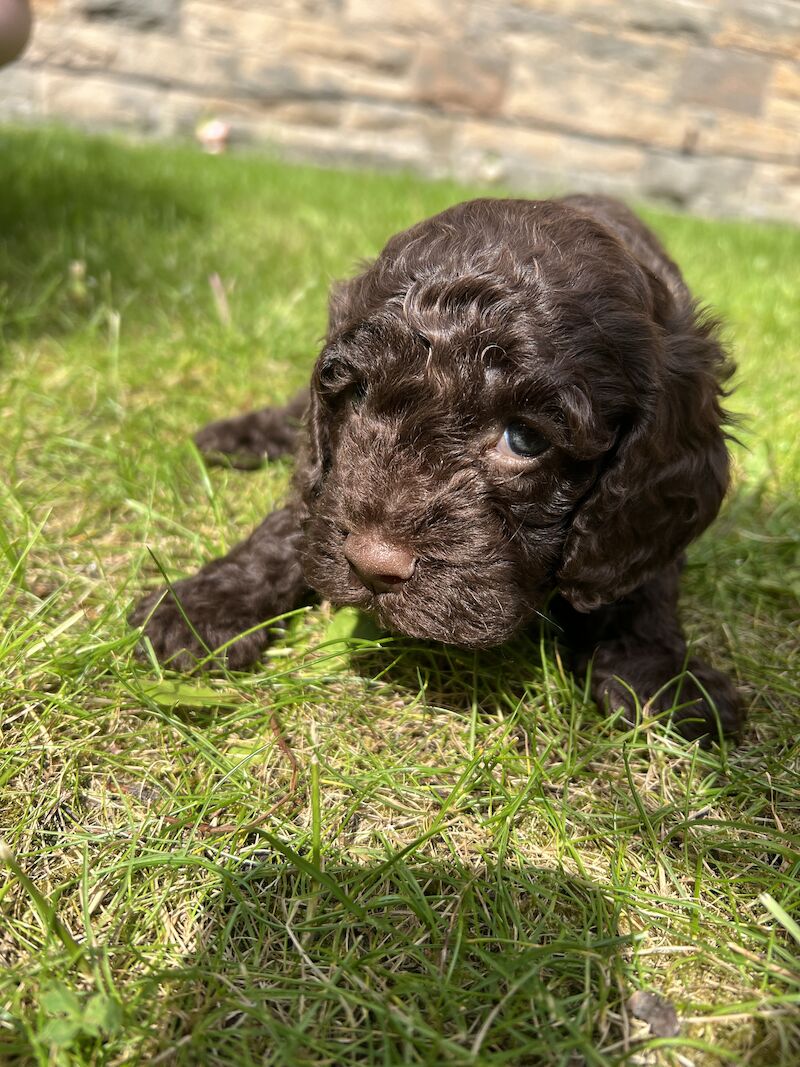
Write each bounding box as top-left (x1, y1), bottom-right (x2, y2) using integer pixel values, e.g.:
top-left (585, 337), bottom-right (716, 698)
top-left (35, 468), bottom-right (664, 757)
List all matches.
top-left (0, 125), bottom-right (798, 1066)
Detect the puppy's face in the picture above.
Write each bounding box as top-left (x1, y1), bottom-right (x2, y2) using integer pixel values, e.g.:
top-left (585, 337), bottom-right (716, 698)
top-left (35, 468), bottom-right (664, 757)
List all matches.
top-left (301, 323), bottom-right (610, 646)
top-left (298, 199), bottom-right (730, 647)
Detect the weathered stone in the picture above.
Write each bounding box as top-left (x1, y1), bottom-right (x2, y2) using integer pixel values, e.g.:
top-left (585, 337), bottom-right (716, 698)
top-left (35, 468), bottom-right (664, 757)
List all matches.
top-left (282, 23), bottom-right (412, 76)
top-left (344, 101), bottom-right (456, 164)
top-left (412, 41), bottom-right (508, 115)
top-left (26, 21), bottom-right (232, 91)
top-left (112, 30), bottom-right (232, 90)
top-left (235, 53), bottom-right (406, 104)
top-left (699, 112), bottom-right (800, 164)
top-left (640, 152), bottom-right (753, 212)
top-left (25, 19), bottom-right (116, 67)
top-left (772, 60), bottom-right (800, 103)
top-left (744, 160), bottom-right (800, 220)
top-left (714, 0), bottom-right (800, 61)
top-left (182, 1), bottom-right (280, 47)
top-left (0, 65), bottom-right (44, 119)
top-left (676, 48), bottom-right (772, 116)
top-left (505, 31), bottom-right (685, 148)
top-left (345, 0), bottom-right (464, 33)
top-left (238, 117), bottom-right (435, 175)
top-left (264, 99), bottom-right (344, 128)
top-left (78, 0), bottom-right (182, 32)
top-left (2, 0), bottom-right (798, 222)
top-left (456, 120), bottom-right (645, 196)
top-left (622, 0), bottom-right (716, 40)
top-left (42, 69), bottom-right (167, 132)
top-left (468, 0), bottom-right (714, 42)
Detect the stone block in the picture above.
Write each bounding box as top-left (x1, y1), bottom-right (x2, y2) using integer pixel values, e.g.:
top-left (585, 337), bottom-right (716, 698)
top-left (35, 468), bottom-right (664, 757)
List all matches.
top-left (112, 30), bottom-right (233, 90)
top-left (714, 0), bottom-right (800, 61)
top-left (467, 1), bottom-right (714, 43)
top-left (412, 40), bottom-right (508, 115)
top-left (772, 60), bottom-right (800, 102)
top-left (697, 111), bottom-right (800, 164)
top-left (640, 152), bottom-right (753, 212)
top-left (26, 20), bottom-right (233, 92)
top-left (345, 0), bottom-right (464, 33)
top-left (263, 99), bottom-right (344, 128)
top-left (182, 2), bottom-right (282, 48)
top-left (235, 53), bottom-right (406, 104)
top-left (25, 19), bottom-right (118, 68)
top-left (745, 160), bottom-right (800, 220)
top-left (504, 31), bottom-right (686, 148)
top-left (282, 22), bottom-right (412, 76)
top-left (617, 0), bottom-right (716, 41)
top-left (41, 68), bottom-right (167, 132)
top-left (239, 117), bottom-right (434, 175)
top-left (455, 119), bottom-right (645, 196)
top-left (676, 47), bottom-right (772, 116)
top-left (344, 101), bottom-right (456, 162)
top-left (0, 64), bottom-right (45, 119)
top-left (78, 0), bottom-right (182, 32)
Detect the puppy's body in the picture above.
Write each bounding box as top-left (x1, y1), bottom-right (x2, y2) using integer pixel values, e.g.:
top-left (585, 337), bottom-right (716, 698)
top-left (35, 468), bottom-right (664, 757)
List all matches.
top-left (132, 195), bottom-right (742, 740)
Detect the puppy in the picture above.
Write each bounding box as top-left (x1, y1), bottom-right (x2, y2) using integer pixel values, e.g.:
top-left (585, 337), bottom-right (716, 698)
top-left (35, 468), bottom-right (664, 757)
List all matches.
top-left (131, 195), bottom-right (742, 740)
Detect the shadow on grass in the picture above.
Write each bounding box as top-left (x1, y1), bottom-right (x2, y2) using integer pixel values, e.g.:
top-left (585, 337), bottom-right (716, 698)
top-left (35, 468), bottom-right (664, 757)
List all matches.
top-left (145, 858), bottom-right (630, 1065)
top-left (0, 127), bottom-right (207, 339)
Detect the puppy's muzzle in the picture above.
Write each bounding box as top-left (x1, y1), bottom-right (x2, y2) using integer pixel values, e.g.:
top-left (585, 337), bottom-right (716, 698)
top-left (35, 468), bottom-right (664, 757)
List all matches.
top-left (343, 532), bottom-right (416, 594)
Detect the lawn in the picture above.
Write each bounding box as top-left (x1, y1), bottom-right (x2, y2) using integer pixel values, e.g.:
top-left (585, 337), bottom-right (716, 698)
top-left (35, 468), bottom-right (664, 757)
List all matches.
top-left (0, 126), bottom-right (798, 1066)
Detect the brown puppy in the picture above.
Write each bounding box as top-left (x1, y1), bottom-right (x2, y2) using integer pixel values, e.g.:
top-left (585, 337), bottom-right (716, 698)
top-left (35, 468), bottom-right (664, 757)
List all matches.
top-left (131, 195), bottom-right (742, 741)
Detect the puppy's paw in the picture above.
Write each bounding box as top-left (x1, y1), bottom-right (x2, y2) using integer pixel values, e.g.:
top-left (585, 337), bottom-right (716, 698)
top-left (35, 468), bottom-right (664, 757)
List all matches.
top-left (193, 409), bottom-right (298, 469)
top-left (129, 577), bottom-right (268, 671)
top-left (193, 417), bottom-right (267, 469)
top-left (595, 650), bottom-right (743, 744)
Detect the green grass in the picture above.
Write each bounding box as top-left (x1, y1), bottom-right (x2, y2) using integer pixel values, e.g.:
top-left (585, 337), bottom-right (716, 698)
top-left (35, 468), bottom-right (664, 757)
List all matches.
top-left (0, 125), bottom-right (798, 1066)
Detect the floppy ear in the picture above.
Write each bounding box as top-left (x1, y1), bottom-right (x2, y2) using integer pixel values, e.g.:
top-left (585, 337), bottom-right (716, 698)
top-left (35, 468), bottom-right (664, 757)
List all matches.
top-left (557, 304), bottom-right (733, 612)
top-left (295, 380), bottom-right (329, 505)
top-left (297, 273), bottom-right (367, 503)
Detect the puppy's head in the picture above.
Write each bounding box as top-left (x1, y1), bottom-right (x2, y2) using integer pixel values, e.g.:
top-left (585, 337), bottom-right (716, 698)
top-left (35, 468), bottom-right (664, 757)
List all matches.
top-left (298, 199), bottom-right (732, 647)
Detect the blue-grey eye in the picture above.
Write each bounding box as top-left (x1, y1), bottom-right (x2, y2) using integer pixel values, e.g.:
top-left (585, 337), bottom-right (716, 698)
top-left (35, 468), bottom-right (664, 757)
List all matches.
top-left (497, 421), bottom-right (549, 459)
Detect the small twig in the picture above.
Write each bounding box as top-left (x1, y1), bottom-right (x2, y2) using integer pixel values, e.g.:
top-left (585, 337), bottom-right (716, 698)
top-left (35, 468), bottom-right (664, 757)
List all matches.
top-left (208, 272), bottom-right (231, 326)
top-left (727, 941), bottom-right (799, 981)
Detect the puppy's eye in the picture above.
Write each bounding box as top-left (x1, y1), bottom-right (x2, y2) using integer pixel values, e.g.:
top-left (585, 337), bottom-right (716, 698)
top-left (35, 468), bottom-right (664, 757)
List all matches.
top-left (496, 421), bottom-right (549, 459)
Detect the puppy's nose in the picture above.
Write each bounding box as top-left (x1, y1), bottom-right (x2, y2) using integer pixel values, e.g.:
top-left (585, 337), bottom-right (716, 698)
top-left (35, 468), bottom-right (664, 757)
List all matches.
top-left (343, 532), bottom-right (416, 593)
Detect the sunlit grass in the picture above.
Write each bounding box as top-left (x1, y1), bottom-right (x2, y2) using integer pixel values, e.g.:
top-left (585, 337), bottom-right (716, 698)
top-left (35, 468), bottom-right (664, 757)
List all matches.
top-left (0, 126), bottom-right (798, 1065)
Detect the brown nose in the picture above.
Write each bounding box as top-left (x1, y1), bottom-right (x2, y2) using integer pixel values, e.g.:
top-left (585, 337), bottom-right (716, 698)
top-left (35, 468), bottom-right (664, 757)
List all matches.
top-left (343, 532), bottom-right (416, 593)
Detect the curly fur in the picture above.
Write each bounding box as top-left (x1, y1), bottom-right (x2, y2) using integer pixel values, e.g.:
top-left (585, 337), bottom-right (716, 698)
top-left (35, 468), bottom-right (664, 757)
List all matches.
top-left (131, 194), bottom-right (743, 741)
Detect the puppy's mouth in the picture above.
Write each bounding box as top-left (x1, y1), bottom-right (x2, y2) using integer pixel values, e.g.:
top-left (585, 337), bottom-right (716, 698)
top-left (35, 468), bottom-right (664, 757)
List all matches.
top-left (303, 536), bottom-right (535, 649)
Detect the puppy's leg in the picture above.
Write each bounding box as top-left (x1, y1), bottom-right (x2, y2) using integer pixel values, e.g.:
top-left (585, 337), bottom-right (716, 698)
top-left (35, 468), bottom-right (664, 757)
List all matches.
top-left (130, 506), bottom-right (310, 670)
top-left (193, 390), bottom-right (308, 468)
top-left (554, 563), bottom-right (743, 742)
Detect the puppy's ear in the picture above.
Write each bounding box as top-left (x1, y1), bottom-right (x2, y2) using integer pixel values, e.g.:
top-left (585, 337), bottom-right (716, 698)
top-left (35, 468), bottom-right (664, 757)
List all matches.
top-left (298, 273), bottom-right (364, 501)
top-left (557, 303), bottom-right (733, 611)
top-left (299, 385), bottom-right (329, 500)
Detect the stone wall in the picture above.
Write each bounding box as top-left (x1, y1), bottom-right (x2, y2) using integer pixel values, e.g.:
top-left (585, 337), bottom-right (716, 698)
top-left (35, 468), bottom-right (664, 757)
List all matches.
top-left (2, 0), bottom-right (799, 221)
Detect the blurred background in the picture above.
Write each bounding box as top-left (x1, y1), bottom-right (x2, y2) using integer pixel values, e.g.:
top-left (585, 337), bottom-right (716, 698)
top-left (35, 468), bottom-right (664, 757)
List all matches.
top-left (1, 0), bottom-right (798, 222)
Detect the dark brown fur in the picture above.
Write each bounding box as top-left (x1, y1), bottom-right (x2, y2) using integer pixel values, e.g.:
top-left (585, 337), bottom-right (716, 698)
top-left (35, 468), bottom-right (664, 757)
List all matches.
top-left (131, 195), bottom-right (742, 741)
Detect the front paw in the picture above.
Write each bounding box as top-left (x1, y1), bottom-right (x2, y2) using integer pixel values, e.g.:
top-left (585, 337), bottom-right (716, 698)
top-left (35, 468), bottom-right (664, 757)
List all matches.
top-left (130, 577), bottom-right (268, 671)
top-left (594, 650), bottom-right (743, 743)
top-left (193, 409), bottom-right (298, 469)
top-left (193, 417), bottom-right (268, 469)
